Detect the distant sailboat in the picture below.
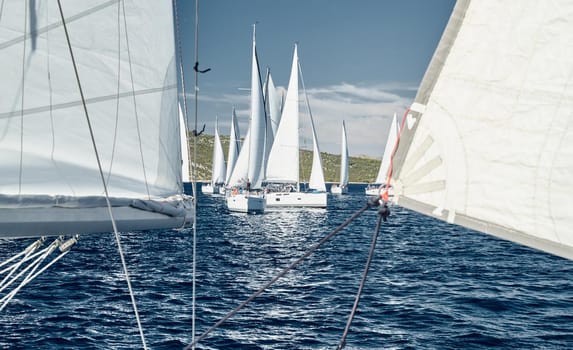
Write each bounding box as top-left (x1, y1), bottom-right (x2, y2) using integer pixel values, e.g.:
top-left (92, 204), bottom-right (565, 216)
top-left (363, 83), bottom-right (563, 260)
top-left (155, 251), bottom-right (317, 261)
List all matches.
top-left (225, 25), bottom-right (266, 213)
top-left (331, 121), bottom-right (349, 194)
top-left (202, 117), bottom-right (226, 194)
top-left (391, 0), bottom-right (573, 260)
top-left (365, 113), bottom-right (398, 196)
top-left (0, 1), bottom-right (193, 238)
top-left (265, 44), bottom-right (327, 208)
top-left (223, 107), bottom-right (241, 193)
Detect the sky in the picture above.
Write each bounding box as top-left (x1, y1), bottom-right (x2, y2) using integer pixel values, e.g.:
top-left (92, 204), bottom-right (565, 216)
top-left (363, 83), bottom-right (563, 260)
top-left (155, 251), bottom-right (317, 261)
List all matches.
top-left (176, 0), bottom-right (456, 158)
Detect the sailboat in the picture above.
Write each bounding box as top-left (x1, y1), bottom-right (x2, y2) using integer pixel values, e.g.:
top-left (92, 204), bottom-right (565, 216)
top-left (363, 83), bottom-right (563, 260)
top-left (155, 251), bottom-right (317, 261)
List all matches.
top-left (223, 107), bottom-right (241, 194)
top-left (365, 113), bottom-right (399, 196)
top-left (225, 25), bottom-right (266, 213)
top-left (265, 44), bottom-right (327, 208)
top-left (201, 117), bottom-right (226, 195)
top-left (391, 0), bottom-right (573, 260)
top-left (0, 1), bottom-right (193, 238)
top-left (331, 121), bottom-right (349, 194)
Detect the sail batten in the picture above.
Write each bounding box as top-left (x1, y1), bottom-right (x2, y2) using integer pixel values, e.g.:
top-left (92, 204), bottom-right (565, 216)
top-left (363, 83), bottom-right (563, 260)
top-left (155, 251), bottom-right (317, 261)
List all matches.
top-left (392, 0), bottom-right (573, 260)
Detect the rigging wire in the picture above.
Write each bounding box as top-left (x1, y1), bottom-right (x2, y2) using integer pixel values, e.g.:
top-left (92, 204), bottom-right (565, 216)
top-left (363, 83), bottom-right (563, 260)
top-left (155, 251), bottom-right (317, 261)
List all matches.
top-left (337, 203), bottom-right (389, 349)
top-left (18, 0), bottom-right (28, 195)
top-left (55, 2), bottom-right (147, 349)
top-left (0, 236), bottom-right (78, 312)
top-left (298, 58), bottom-right (322, 192)
top-left (173, 0), bottom-right (202, 347)
top-left (191, 0), bottom-right (199, 344)
top-left (184, 197), bottom-right (382, 349)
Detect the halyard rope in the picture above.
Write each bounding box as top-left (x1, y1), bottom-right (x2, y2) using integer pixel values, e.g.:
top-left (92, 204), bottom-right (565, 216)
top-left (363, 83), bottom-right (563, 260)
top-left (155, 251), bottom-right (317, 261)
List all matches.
top-left (56, 1), bottom-right (147, 349)
top-left (184, 197), bottom-right (381, 349)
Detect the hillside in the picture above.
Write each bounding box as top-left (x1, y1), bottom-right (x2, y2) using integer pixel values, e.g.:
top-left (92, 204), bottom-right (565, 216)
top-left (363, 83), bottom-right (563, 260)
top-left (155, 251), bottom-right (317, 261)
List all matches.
top-left (185, 134), bottom-right (381, 183)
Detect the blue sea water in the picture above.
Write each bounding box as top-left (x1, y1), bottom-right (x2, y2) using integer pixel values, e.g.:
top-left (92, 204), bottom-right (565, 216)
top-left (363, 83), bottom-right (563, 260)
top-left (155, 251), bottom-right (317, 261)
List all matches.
top-left (1, 183), bottom-right (572, 349)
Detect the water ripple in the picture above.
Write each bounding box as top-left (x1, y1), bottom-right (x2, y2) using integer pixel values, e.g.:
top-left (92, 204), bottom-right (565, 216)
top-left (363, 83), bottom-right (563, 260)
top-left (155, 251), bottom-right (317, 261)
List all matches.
top-left (1, 184), bottom-right (572, 349)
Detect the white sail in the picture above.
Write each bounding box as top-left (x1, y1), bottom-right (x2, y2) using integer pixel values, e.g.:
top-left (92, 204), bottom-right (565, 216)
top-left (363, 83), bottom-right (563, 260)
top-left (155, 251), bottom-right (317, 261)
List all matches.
top-left (339, 121), bottom-right (349, 187)
top-left (375, 113), bottom-right (399, 184)
top-left (227, 27), bottom-right (266, 189)
top-left (308, 115), bottom-right (326, 192)
top-left (262, 69), bottom-right (274, 181)
top-left (0, 1), bottom-right (192, 237)
top-left (266, 72), bottom-right (282, 137)
top-left (266, 44), bottom-right (300, 184)
top-left (391, 0), bottom-right (573, 260)
top-left (179, 103), bottom-right (190, 183)
top-left (225, 107), bottom-right (240, 184)
top-left (212, 117), bottom-right (226, 185)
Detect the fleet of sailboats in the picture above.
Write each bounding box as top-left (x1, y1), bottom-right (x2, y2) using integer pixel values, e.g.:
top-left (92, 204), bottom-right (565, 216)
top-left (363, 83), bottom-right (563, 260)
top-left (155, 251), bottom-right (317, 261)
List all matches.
top-left (3, 1), bottom-right (573, 348)
top-left (330, 121), bottom-right (349, 195)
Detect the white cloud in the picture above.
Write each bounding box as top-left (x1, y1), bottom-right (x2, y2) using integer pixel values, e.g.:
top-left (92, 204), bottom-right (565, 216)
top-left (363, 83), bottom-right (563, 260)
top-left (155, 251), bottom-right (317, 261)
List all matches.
top-left (299, 82), bottom-right (413, 158)
top-left (185, 82), bottom-right (416, 158)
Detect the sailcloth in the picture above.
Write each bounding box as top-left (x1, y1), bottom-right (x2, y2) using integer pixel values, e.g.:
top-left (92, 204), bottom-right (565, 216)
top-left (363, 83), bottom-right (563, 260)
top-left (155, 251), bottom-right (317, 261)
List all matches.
top-left (0, 1), bottom-right (190, 236)
top-left (266, 45), bottom-right (300, 184)
top-left (212, 118), bottom-right (226, 185)
top-left (225, 107), bottom-right (241, 184)
top-left (179, 103), bottom-right (190, 183)
top-left (227, 29), bottom-right (266, 189)
top-left (375, 113), bottom-right (399, 184)
top-left (307, 97), bottom-right (326, 192)
top-left (265, 71), bottom-right (282, 137)
top-left (339, 121), bottom-right (349, 187)
top-left (391, 0), bottom-right (573, 260)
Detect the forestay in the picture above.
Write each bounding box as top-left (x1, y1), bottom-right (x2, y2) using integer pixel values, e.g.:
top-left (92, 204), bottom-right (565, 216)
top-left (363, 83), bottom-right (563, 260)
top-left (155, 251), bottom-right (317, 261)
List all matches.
top-left (391, 0), bottom-right (573, 260)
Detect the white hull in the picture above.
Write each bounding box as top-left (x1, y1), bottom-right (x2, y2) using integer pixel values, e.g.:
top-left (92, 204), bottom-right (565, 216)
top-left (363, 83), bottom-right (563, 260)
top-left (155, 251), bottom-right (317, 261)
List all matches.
top-left (365, 185), bottom-right (394, 197)
top-left (330, 184), bottom-right (348, 195)
top-left (201, 184), bottom-right (221, 195)
top-left (226, 193), bottom-right (266, 213)
top-left (365, 187), bottom-right (380, 196)
top-left (266, 191), bottom-right (327, 208)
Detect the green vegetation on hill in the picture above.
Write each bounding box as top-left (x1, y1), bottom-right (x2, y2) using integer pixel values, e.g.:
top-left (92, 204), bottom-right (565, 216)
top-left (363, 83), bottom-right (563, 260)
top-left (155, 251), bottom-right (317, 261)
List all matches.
top-left (186, 134), bottom-right (380, 183)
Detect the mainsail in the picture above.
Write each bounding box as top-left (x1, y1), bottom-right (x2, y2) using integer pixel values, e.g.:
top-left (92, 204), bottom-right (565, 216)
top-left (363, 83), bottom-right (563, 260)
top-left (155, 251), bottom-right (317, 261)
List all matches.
top-left (227, 26), bottom-right (266, 189)
top-left (211, 117), bottom-right (226, 185)
top-left (0, 1), bottom-right (192, 237)
top-left (225, 107), bottom-right (240, 185)
top-left (391, 0), bottom-right (573, 260)
top-left (265, 44), bottom-right (300, 185)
